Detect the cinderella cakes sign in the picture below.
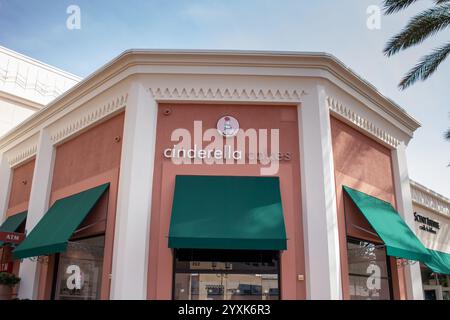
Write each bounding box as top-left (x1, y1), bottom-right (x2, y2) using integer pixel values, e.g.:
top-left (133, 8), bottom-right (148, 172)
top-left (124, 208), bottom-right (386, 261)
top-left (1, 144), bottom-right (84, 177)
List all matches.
top-left (163, 116), bottom-right (291, 175)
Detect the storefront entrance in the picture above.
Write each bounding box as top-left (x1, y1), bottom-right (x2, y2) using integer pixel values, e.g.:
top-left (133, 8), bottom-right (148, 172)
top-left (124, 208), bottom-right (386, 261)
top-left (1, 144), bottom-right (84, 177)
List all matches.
top-left (173, 249), bottom-right (280, 300)
top-left (12, 183), bottom-right (112, 299)
top-left (168, 176), bottom-right (286, 300)
top-left (342, 186), bottom-right (432, 300)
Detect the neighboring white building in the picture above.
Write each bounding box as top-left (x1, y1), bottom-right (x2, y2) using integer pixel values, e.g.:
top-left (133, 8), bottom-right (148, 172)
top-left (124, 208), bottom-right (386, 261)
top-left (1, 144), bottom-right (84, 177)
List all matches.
top-left (410, 180), bottom-right (450, 300)
top-left (0, 46), bottom-right (81, 136)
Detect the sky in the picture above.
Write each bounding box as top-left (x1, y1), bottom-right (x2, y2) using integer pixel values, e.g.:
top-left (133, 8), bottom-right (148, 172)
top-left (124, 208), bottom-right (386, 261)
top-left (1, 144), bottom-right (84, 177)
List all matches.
top-left (0, 0), bottom-right (449, 196)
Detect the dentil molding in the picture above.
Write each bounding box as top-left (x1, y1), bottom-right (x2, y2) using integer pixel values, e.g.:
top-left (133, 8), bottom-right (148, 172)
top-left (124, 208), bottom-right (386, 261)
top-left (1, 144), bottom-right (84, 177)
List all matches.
top-left (50, 93), bottom-right (128, 144)
top-left (5, 92), bottom-right (404, 167)
top-left (5, 93), bottom-right (128, 167)
top-left (327, 96), bottom-right (400, 148)
top-left (149, 87), bottom-right (306, 102)
top-left (8, 144), bottom-right (37, 167)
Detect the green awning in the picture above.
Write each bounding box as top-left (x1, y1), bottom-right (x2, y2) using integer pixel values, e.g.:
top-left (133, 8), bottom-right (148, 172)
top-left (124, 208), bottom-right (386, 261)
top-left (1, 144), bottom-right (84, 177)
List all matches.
top-left (13, 183), bottom-right (109, 259)
top-left (343, 186), bottom-right (431, 263)
top-left (425, 250), bottom-right (450, 275)
top-left (0, 211), bottom-right (27, 246)
top-left (168, 175), bottom-right (287, 250)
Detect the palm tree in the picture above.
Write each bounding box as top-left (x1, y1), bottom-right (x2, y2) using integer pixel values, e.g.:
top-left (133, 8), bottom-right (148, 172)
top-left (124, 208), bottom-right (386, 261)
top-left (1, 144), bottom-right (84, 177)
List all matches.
top-left (383, 0), bottom-right (450, 89)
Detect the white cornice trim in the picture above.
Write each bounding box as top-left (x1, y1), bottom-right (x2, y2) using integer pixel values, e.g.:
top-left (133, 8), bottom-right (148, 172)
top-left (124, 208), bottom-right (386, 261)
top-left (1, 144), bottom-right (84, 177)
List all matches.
top-left (149, 87), bottom-right (305, 102)
top-left (0, 46), bottom-right (81, 81)
top-left (0, 90), bottom-right (43, 111)
top-left (410, 180), bottom-right (450, 217)
top-left (0, 50), bottom-right (420, 150)
top-left (4, 93), bottom-right (128, 167)
top-left (0, 46), bottom-right (81, 107)
top-left (327, 96), bottom-right (400, 148)
top-left (8, 144), bottom-right (37, 167)
top-left (124, 50), bottom-right (420, 130)
top-left (0, 67), bottom-right (64, 98)
top-left (50, 93), bottom-right (128, 144)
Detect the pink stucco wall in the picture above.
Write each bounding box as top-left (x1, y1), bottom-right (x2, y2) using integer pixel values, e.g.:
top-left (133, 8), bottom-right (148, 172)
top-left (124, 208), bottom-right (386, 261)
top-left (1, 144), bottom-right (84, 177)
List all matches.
top-left (3, 159), bottom-right (35, 279)
top-left (7, 159), bottom-right (35, 217)
top-left (36, 113), bottom-right (124, 300)
top-left (147, 103), bottom-right (305, 300)
top-left (331, 116), bottom-right (407, 300)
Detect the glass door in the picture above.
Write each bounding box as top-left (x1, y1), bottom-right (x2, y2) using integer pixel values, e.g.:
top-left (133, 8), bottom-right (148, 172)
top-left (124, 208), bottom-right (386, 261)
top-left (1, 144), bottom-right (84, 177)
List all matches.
top-left (173, 249), bottom-right (280, 300)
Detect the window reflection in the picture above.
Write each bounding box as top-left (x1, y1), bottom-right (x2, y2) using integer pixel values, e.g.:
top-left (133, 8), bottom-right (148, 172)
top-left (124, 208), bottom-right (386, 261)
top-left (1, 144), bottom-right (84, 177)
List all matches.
top-left (347, 238), bottom-right (392, 300)
top-left (420, 264), bottom-right (450, 300)
top-left (174, 249), bottom-right (280, 300)
top-left (53, 236), bottom-right (105, 300)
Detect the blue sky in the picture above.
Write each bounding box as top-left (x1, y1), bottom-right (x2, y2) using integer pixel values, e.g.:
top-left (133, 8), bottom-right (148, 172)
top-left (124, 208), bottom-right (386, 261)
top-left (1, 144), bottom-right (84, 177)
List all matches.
top-left (1, 0), bottom-right (449, 196)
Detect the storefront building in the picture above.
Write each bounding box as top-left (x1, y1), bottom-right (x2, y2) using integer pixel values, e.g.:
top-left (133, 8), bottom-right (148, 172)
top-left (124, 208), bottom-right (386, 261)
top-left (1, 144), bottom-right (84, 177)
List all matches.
top-left (410, 181), bottom-right (450, 300)
top-left (0, 50), bottom-right (443, 300)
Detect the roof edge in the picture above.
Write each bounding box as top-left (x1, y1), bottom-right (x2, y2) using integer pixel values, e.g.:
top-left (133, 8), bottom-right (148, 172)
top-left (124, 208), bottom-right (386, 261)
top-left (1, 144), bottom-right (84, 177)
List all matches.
top-left (410, 180), bottom-right (450, 206)
top-left (0, 49), bottom-right (421, 149)
top-left (0, 45), bottom-right (82, 81)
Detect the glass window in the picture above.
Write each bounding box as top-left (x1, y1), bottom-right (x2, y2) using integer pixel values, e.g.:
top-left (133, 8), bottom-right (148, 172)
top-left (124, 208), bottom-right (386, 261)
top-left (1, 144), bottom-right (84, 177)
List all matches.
top-left (53, 236), bottom-right (105, 300)
top-left (347, 238), bottom-right (392, 300)
top-left (173, 249), bottom-right (280, 300)
top-left (424, 289), bottom-right (437, 300)
top-left (420, 263), bottom-right (450, 300)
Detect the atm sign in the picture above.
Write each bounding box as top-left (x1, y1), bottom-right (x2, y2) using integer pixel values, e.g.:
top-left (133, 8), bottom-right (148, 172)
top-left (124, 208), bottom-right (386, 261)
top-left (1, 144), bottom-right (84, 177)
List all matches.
top-left (0, 231), bottom-right (25, 245)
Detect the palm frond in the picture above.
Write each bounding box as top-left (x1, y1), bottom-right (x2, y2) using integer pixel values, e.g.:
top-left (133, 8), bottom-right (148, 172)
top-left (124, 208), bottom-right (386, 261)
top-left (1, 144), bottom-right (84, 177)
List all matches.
top-left (435, 0), bottom-right (450, 4)
top-left (399, 42), bottom-right (450, 89)
top-left (384, 4), bottom-right (450, 56)
top-left (446, 128), bottom-right (450, 140)
top-left (383, 0), bottom-right (421, 14)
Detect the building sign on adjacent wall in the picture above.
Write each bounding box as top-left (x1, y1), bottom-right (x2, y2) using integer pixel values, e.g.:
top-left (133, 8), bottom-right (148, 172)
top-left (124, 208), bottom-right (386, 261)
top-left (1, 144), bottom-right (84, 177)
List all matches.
top-left (0, 231), bottom-right (25, 245)
top-left (0, 262), bottom-right (13, 273)
top-left (414, 212), bottom-right (440, 234)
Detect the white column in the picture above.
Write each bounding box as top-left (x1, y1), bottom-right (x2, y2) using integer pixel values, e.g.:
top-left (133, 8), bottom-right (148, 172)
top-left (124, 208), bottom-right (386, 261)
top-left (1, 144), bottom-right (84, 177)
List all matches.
top-left (18, 130), bottom-right (54, 300)
top-left (110, 81), bottom-right (157, 299)
top-left (0, 152), bottom-right (12, 220)
top-left (392, 142), bottom-right (424, 300)
top-left (298, 83), bottom-right (342, 300)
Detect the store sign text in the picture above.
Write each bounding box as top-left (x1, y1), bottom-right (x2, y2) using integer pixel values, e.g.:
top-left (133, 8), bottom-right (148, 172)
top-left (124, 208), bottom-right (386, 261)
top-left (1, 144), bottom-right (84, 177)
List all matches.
top-left (163, 120), bottom-right (287, 175)
top-left (0, 231), bottom-right (25, 245)
top-left (0, 262), bottom-right (13, 273)
top-left (414, 212), bottom-right (440, 234)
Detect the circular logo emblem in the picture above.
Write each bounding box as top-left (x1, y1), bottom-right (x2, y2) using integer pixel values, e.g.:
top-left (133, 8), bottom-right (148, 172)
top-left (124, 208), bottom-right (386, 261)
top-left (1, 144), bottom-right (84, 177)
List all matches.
top-left (217, 115), bottom-right (239, 137)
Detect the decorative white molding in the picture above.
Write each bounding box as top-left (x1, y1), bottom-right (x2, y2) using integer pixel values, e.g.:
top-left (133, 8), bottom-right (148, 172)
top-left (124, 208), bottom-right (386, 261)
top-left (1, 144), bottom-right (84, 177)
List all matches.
top-left (8, 144), bottom-right (37, 167)
top-left (0, 47), bottom-right (80, 107)
top-left (0, 51), bottom-right (420, 151)
top-left (327, 96), bottom-right (400, 148)
top-left (149, 87), bottom-right (306, 102)
top-left (0, 66), bottom-right (64, 98)
top-left (410, 180), bottom-right (450, 217)
top-left (50, 93), bottom-right (128, 144)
